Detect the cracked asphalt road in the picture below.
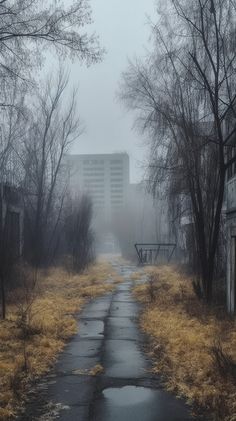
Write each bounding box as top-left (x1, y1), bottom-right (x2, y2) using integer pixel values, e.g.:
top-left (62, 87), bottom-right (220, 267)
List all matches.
top-left (19, 260), bottom-right (203, 421)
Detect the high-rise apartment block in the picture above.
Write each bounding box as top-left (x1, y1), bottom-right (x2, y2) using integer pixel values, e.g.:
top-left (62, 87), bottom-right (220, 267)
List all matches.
top-left (65, 153), bottom-right (130, 221)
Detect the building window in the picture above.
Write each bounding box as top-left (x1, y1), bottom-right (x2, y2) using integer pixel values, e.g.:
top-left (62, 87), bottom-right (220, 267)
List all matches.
top-left (110, 188), bottom-right (123, 194)
top-left (227, 145), bottom-right (236, 180)
top-left (84, 178), bottom-right (104, 183)
top-left (84, 173), bottom-right (104, 177)
top-left (111, 194), bottom-right (123, 198)
top-left (83, 160), bottom-right (104, 166)
top-left (110, 172), bottom-right (123, 176)
top-left (110, 166), bottom-right (122, 171)
top-left (110, 183), bottom-right (123, 188)
top-left (83, 168), bottom-right (104, 172)
top-left (111, 159), bottom-right (122, 164)
top-left (111, 200), bottom-right (123, 205)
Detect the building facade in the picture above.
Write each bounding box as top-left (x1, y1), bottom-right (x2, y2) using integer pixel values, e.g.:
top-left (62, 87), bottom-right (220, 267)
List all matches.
top-left (65, 153), bottom-right (130, 223)
top-left (226, 170), bottom-right (236, 313)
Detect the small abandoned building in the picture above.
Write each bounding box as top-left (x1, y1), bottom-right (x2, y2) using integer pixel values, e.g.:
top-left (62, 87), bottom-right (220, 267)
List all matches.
top-left (0, 183), bottom-right (24, 259)
top-left (226, 155), bottom-right (236, 313)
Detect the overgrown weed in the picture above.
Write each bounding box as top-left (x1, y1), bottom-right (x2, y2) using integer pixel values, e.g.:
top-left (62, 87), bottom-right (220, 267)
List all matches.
top-left (134, 265), bottom-right (236, 420)
top-left (0, 261), bottom-right (116, 419)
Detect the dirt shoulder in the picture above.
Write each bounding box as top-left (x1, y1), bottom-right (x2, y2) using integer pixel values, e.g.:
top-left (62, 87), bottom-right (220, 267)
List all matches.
top-left (133, 265), bottom-right (236, 421)
top-left (0, 261), bottom-right (121, 420)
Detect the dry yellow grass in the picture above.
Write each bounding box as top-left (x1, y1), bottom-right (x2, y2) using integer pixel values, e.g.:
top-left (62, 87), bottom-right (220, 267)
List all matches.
top-left (134, 265), bottom-right (236, 421)
top-left (129, 270), bottom-right (146, 281)
top-left (72, 363), bottom-right (104, 376)
top-left (0, 261), bottom-right (117, 420)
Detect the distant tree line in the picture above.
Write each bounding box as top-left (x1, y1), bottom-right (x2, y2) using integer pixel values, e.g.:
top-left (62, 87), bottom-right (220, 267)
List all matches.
top-left (0, 0), bottom-right (103, 318)
top-left (121, 0), bottom-right (236, 303)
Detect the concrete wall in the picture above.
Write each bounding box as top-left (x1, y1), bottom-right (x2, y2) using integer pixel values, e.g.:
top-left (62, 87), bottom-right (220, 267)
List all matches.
top-left (226, 175), bottom-right (236, 313)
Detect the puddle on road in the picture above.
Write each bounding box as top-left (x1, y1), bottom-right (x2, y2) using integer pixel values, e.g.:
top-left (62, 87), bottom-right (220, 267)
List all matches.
top-left (100, 386), bottom-right (159, 421)
top-left (100, 386), bottom-right (192, 421)
top-left (103, 386), bottom-right (155, 406)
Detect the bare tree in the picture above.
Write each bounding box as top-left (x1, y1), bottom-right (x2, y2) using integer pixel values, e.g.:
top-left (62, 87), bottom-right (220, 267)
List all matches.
top-left (0, 0), bottom-right (103, 120)
top-left (22, 70), bottom-right (82, 266)
top-left (64, 194), bottom-right (95, 272)
top-left (120, 0), bottom-right (236, 302)
top-left (0, 81), bottom-right (28, 319)
top-left (0, 0), bottom-right (103, 316)
top-left (0, 0), bottom-right (102, 74)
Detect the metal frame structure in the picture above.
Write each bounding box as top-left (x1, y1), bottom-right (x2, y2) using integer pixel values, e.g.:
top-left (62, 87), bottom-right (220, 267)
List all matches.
top-left (134, 243), bottom-right (176, 265)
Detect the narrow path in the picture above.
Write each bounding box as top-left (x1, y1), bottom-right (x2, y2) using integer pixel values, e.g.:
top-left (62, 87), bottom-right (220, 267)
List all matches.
top-left (20, 261), bottom-right (200, 421)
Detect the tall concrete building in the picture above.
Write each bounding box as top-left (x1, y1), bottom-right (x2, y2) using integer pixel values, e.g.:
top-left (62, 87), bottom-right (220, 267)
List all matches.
top-left (65, 153), bottom-right (130, 222)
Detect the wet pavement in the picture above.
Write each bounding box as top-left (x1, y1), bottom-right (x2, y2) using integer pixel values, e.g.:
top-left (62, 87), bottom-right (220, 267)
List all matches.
top-left (19, 261), bottom-right (201, 421)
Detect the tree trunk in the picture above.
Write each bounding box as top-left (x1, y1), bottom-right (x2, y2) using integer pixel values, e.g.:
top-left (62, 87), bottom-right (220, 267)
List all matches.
top-left (1, 276), bottom-right (6, 319)
top-left (206, 167), bottom-right (226, 303)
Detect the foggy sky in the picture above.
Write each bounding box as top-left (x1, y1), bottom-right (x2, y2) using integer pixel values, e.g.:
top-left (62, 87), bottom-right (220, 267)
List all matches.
top-left (68, 0), bottom-right (156, 183)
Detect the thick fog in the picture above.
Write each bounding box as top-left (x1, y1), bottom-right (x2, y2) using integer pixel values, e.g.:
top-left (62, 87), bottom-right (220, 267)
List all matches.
top-left (67, 0), bottom-right (156, 183)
